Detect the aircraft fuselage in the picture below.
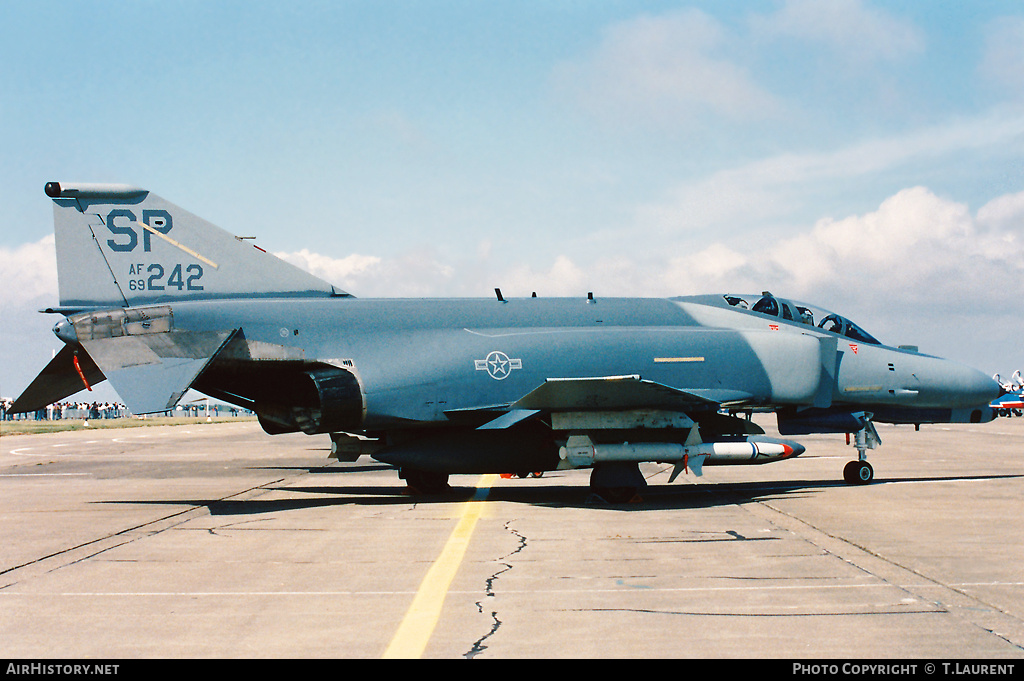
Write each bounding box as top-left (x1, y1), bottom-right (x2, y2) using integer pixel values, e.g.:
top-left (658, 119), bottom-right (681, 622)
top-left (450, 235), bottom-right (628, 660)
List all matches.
top-left (60, 294), bottom-right (995, 432)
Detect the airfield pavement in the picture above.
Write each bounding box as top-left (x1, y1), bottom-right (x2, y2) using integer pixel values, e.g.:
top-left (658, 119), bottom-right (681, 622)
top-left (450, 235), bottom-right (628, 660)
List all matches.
top-left (1, 415), bottom-right (1023, 661)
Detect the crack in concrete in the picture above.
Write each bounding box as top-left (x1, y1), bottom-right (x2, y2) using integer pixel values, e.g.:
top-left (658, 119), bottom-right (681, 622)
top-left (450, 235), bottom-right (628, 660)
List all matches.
top-left (464, 520), bottom-right (526, 659)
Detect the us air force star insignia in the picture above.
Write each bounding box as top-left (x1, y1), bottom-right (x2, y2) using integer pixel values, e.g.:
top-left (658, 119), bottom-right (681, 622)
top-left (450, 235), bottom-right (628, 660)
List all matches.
top-left (474, 351), bottom-right (523, 380)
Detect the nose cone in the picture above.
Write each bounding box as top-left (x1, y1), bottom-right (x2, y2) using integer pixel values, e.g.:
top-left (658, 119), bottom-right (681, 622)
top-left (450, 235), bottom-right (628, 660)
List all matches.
top-left (785, 440), bottom-right (806, 458)
top-left (932, 362), bottom-right (1003, 408)
top-left (968, 371), bottom-right (1004, 407)
top-left (776, 438), bottom-right (805, 459)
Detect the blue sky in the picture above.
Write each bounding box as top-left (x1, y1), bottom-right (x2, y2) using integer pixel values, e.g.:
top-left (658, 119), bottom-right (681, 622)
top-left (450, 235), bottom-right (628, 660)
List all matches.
top-left (2, 0), bottom-right (1023, 402)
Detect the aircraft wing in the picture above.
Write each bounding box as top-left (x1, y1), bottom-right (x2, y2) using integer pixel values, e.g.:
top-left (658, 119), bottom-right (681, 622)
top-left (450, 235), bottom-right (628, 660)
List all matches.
top-left (513, 375), bottom-right (742, 411)
top-left (468, 375), bottom-right (753, 430)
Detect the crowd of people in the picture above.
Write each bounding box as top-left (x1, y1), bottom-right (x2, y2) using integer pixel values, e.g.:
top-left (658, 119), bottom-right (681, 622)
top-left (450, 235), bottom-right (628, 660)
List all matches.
top-left (0, 399), bottom-right (249, 421)
top-left (0, 400), bottom-right (130, 421)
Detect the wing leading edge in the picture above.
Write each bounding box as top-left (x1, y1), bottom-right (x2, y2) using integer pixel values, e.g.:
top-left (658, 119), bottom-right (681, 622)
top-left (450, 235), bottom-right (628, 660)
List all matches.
top-left (466, 375), bottom-right (751, 430)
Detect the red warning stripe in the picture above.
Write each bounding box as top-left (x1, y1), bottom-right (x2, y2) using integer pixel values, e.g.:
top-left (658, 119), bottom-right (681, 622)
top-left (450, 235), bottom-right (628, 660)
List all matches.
top-left (72, 353), bottom-right (92, 392)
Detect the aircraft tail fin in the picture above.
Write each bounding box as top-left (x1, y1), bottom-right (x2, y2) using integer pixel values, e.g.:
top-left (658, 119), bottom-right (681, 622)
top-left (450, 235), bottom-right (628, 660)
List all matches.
top-left (44, 182), bottom-right (347, 309)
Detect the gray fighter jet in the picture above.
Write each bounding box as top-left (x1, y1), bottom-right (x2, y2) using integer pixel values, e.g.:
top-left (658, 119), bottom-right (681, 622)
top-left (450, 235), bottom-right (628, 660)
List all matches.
top-left (10, 183), bottom-right (1002, 500)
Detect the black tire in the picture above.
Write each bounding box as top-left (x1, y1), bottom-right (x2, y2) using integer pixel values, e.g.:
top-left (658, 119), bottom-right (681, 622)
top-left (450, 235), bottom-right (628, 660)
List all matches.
top-left (401, 469), bottom-right (451, 494)
top-left (843, 460), bottom-right (873, 485)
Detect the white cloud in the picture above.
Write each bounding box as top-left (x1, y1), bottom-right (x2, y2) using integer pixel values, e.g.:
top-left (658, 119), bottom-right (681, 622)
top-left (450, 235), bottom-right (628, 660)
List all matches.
top-left (276, 247), bottom-right (463, 297)
top-left (552, 2), bottom-right (928, 130)
top-left (501, 255), bottom-right (588, 296)
top-left (751, 0), bottom-right (925, 63)
top-left (275, 248), bottom-right (382, 292)
top-left (638, 111), bottom-right (1024, 235)
top-left (765, 188), bottom-right (1024, 370)
top-left (0, 234), bottom-right (61, 398)
top-left (634, 186), bottom-right (1024, 317)
top-left (976, 189), bottom-right (1024, 234)
top-left (552, 8), bottom-right (780, 126)
top-left (0, 234), bottom-right (57, 309)
top-left (770, 187), bottom-right (974, 296)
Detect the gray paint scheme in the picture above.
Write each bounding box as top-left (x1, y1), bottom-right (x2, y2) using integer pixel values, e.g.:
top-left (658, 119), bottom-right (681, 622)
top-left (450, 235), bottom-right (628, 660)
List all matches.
top-left (10, 183), bottom-right (1003, 493)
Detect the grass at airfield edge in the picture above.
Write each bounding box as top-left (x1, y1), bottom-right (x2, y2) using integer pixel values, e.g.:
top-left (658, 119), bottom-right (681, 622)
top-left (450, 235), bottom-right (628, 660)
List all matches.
top-left (0, 416), bottom-right (258, 437)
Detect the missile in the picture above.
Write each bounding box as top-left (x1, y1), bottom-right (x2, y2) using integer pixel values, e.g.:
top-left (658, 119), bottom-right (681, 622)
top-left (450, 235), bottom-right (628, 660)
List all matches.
top-left (558, 434), bottom-right (805, 478)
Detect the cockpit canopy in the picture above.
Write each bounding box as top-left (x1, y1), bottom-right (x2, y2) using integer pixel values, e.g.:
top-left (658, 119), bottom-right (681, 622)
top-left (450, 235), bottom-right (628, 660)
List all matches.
top-left (723, 292), bottom-right (881, 345)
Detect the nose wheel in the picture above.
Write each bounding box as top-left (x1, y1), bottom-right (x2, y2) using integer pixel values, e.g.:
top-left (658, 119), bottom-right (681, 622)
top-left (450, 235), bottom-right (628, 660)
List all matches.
top-left (844, 413), bottom-right (879, 485)
top-left (843, 459), bottom-right (874, 484)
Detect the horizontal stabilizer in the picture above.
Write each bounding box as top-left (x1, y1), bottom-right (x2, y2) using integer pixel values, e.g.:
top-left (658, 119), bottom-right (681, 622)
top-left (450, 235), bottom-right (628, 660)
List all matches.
top-left (81, 329), bottom-right (237, 414)
top-left (9, 345), bottom-right (106, 413)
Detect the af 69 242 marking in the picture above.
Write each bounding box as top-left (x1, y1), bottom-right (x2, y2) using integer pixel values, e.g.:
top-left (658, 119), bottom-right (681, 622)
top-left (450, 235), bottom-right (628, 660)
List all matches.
top-left (126, 262), bottom-right (204, 291)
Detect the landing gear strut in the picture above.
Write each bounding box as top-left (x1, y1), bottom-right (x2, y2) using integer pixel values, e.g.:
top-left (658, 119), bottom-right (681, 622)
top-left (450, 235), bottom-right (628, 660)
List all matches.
top-left (844, 413), bottom-right (878, 485)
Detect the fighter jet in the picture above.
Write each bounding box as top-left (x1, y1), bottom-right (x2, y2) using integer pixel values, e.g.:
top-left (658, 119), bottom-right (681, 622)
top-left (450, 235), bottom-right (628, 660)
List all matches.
top-left (992, 371), bottom-right (1023, 417)
top-left (9, 183), bottom-right (1002, 500)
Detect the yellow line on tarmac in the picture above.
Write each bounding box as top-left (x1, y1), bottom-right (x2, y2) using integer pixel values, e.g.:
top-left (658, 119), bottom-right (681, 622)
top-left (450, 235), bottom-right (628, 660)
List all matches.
top-left (382, 474), bottom-right (498, 659)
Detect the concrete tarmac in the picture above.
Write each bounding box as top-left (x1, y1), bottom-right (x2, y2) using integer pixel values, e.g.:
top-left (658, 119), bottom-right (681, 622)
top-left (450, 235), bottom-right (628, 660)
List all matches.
top-left (1, 416), bottom-right (1023, 659)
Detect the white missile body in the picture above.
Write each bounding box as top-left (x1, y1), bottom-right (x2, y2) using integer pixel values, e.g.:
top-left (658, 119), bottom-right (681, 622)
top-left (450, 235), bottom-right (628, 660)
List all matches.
top-left (558, 434), bottom-right (804, 477)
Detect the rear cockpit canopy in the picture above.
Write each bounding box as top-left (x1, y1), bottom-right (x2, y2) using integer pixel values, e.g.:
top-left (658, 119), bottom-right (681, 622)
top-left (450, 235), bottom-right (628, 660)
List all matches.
top-left (724, 292), bottom-right (881, 345)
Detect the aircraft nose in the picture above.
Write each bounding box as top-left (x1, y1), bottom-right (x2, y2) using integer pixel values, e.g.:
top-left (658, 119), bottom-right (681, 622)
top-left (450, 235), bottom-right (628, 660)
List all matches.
top-left (971, 372), bottom-right (1004, 406)
top-left (948, 365), bottom-right (1003, 408)
top-left (909, 358), bottom-right (1002, 409)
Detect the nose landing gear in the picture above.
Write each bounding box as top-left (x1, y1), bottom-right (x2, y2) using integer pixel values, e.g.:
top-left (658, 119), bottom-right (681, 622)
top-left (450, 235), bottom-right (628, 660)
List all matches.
top-left (843, 459), bottom-right (874, 484)
top-left (844, 413), bottom-right (879, 485)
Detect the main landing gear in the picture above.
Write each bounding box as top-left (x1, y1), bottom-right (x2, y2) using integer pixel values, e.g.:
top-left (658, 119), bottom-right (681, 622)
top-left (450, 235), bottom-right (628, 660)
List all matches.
top-left (590, 462), bottom-right (647, 504)
top-left (843, 413), bottom-right (879, 485)
top-left (400, 469), bottom-right (451, 495)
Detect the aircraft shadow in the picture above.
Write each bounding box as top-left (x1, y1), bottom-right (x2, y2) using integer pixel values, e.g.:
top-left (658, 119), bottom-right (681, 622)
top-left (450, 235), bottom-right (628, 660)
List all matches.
top-left (248, 464), bottom-right (395, 474)
top-left (96, 471), bottom-right (1024, 515)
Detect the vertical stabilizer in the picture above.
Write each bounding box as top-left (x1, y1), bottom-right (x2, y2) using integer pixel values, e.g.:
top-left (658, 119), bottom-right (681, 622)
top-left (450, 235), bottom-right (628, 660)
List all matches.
top-left (45, 182), bottom-right (346, 308)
